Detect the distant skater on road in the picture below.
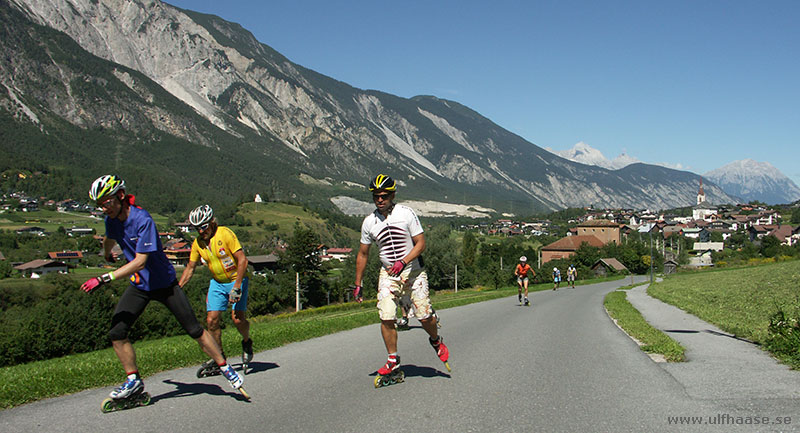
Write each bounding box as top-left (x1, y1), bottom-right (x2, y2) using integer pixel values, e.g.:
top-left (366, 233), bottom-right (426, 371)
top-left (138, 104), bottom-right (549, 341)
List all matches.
top-left (514, 256), bottom-right (534, 306)
top-left (552, 267), bottom-right (561, 290)
top-left (567, 264), bottom-right (577, 289)
top-left (178, 205), bottom-right (254, 375)
top-left (354, 174), bottom-right (449, 385)
top-left (80, 175), bottom-right (243, 403)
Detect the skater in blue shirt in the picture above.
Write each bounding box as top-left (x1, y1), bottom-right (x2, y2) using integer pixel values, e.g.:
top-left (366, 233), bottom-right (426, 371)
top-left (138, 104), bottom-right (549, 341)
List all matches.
top-left (80, 175), bottom-right (244, 408)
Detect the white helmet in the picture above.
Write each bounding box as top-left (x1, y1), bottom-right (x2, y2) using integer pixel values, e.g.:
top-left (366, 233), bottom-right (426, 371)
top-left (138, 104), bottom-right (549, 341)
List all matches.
top-left (520, 256), bottom-right (527, 262)
top-left (188, 204), bottom-right (214, 227)
top-left (89, 174), bottom-right (125, 201)
top-left (553, 267), bottom-right (558, 272)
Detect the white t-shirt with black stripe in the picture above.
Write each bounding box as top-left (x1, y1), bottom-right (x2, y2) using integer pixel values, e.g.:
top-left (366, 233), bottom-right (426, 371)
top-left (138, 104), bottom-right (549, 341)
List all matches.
top-left (360, 204), bottom-right (424, 270)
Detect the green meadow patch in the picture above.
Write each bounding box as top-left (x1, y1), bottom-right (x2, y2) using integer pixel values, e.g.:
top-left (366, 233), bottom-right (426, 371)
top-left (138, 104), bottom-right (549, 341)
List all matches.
top-left (604, 289), bottom-right (685, 362)
top-left (648, 260), bottom-right (800, 368)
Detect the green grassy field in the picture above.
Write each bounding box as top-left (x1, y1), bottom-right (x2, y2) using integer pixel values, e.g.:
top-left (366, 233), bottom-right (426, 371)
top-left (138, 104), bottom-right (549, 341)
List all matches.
top-left (0, 209), bottom-right (169, 233)
top-left (231, 202), bottom-right (360, 245)
top-left (648, 260), bottom-right (800, 365)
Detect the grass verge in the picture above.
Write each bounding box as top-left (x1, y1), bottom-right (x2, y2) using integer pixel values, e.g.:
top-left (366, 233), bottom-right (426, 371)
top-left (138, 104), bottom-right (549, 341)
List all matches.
top-left (604, 289), bottom-right (685, 362)
top-left (0, 286), bottom-right (518, 409)
top-left (648, 260), bottom-right (800, 368)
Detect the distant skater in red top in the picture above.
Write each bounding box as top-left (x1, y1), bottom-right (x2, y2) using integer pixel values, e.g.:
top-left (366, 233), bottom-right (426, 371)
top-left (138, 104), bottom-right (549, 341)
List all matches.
top-left (514, 256), bottom-right (534, 306)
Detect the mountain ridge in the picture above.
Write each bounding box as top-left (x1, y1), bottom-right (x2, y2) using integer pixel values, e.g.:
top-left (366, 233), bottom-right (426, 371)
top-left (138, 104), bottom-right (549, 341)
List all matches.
top-left (704, 159), bottom-right (800, 205)
top-left (3, 0), bottom-right (738, 213)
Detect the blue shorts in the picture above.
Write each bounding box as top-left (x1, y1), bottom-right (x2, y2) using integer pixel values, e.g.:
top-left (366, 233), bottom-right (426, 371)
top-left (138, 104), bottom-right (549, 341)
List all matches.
top-left (206, 277), bottom-right (249, 312)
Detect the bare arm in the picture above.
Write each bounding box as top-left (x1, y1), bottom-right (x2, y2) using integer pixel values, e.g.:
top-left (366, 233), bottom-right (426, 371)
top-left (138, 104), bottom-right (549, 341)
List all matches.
top-left (178, 259), bottom-right (198, 288)
top-left (232, 249), bottom-right (248, 288)
top-left (102, 237), bottom-right (116, 262)
top-left (400, 233), bottom-right (426, 266)
top-left (354, 243), bottom-right (370, 286)
top-left (111, 252), bottom-right (149, 281)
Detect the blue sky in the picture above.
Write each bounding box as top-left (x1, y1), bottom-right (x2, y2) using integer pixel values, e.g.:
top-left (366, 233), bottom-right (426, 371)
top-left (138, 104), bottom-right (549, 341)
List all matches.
top-left (167, 0), bottom-right (799, 185)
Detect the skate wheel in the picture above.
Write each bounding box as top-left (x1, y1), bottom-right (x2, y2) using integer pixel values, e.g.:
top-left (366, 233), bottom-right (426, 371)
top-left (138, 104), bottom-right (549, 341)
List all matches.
top-left (443, 361), bottom-right (451, 372)
top-left (374, 376), bottom-right (382, 388)
top-left (238, 387), bottom-right (251, 400)
top-left (395, 370), bottom-right (405, 383)
top-left (101, 398), bottom-right (115, 413)
top-left (138, 392), bottom-right (151, 406)
top-left (196, 366), bottom-right (206, 378)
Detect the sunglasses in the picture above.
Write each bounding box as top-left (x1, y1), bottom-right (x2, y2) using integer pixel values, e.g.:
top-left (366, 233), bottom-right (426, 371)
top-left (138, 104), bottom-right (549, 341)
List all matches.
top-left (96, 197), bottom-right (116, 209)
top-left (193, 222), bottom-right (211, 231)
top-left (372, 193), bottom-right (393, 201)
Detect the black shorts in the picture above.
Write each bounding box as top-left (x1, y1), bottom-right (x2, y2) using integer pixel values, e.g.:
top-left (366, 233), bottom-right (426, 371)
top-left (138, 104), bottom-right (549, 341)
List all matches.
top-left (108, 281), bottom-right (204, 341)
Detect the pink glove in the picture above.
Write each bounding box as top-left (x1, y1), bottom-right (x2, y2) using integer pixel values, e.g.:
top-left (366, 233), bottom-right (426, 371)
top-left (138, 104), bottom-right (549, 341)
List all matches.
top-left (80, 277), bottom-right (103, 293)
top-left (389, 260), bottom-right (406, 276)
top-left (353, 285), bottom-right (362, 303)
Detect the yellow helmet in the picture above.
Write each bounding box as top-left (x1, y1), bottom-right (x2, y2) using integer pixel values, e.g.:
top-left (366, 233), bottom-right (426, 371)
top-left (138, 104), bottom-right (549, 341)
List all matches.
top-left (368, 174), bottom-right (396, 192)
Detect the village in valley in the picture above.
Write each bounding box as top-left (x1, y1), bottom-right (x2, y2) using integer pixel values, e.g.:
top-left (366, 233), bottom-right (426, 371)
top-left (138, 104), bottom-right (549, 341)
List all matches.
top-left (1, 180), bottom-right (799, 280)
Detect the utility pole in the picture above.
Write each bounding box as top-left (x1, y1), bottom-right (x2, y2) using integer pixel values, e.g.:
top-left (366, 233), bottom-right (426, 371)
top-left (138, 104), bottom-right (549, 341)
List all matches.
top-left (649, 230), bottom-right (654, 283)
top-left (296, 272), bottom-right (301, 312)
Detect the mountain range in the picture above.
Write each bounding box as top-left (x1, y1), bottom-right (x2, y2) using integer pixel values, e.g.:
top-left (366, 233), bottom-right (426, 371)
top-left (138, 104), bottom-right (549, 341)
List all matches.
top-left (551, 142), bottom-right (800, 205)
top-left (704, 160), bottom-right (800, 205)
top-left (2, 0), bottom-right (740, 215)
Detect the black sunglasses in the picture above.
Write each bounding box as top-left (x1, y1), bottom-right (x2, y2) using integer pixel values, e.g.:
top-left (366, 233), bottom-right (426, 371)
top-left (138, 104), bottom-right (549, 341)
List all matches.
top-left (372, 193), bottom-right (393, 201)
top-left (193, 222), bottom-right (211, 231)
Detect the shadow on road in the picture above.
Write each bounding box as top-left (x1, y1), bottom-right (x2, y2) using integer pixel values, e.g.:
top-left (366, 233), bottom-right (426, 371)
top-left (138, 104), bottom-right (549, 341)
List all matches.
top-left (153, 379), bottom-right (249, 403)
top-left (664, 329), bottom-right (758, 345)
top-left (242, 361), bottom-right (280, 374)
top-left (369, 364), bottom-right (451, 379)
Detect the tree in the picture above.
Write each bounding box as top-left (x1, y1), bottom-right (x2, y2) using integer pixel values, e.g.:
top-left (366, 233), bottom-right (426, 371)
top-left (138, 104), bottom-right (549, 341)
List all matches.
top-left (792, 207), bottom-right (800, 224)
top-left (422, 226), bottom-right (460, 291)
top-left (282, 223), bottom-right (326, 306)
top-left (0, 260), bottom-right (13, 279)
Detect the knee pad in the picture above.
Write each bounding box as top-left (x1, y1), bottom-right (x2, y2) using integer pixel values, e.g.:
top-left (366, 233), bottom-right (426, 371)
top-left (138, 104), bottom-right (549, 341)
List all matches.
top-left (186, 323), bottom-right (204, 339)
top-left (108, 323), bottom-right (129, 342)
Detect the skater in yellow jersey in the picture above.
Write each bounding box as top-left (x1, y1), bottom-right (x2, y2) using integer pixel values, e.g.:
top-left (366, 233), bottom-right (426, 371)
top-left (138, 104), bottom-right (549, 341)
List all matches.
top-left (178, 205), bottom-right (254, 377)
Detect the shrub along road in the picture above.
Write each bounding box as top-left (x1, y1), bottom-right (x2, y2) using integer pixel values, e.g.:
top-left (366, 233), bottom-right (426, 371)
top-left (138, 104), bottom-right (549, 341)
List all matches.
top-left (2, 276), bottom-right (799, 432)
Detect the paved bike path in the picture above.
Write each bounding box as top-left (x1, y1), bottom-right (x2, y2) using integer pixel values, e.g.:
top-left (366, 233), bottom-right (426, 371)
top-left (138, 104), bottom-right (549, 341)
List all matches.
top-left (2, 277), bottom-right (800, 432)
top-left (626, 283), bottom-right (800, 420)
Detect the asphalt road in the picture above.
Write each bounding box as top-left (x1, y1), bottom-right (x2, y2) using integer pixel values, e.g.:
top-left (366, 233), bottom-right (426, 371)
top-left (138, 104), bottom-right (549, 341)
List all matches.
top-left (3, 276), bottom-right (799, 432)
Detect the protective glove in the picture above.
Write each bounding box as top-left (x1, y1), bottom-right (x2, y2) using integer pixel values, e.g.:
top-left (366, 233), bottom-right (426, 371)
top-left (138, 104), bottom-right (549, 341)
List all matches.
top-left (388, 260), bottom-right (407, 276)
top-left (353, 285), bottom-right (362, 303)
top-left (81, 273), bottom-right (113, 293)
top-left (230, 285), bottom-right (243, 304)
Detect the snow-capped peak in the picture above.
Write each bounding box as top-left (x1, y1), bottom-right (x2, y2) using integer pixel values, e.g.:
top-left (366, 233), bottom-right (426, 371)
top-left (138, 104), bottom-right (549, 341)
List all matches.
top-left (548, 141), bottom-right (639, 170)
top-left (704, 159), bottom-right (800, 204)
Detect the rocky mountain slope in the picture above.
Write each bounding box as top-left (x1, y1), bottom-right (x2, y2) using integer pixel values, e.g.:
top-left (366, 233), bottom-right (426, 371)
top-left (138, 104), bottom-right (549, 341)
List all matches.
top-left (704, 159), bottom-right (800, 205)
top-left (3, 0), bottom-right (738, 213)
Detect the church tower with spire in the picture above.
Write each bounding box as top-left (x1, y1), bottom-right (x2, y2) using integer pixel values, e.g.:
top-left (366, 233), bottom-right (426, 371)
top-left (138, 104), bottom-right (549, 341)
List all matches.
top-left (697, 178), bottom-right (706, 205)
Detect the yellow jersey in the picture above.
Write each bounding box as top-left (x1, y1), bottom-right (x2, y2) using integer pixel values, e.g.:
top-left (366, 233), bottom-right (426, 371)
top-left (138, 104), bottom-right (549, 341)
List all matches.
top-left (190, 226), bottom-right (243, 283)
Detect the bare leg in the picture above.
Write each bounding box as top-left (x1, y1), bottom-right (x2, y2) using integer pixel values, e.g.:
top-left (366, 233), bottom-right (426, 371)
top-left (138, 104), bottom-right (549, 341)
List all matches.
top-left (232, 310), bottom-right (250, 341)
top-left (206, 310), bottom-right (223, 348)
top-left (112, 339), bottom-right (138, 373)
top-left (420, 316), bottom-right (439, 340)
top-left (380, 320), bottom-right (398, 353)
top-left (196, 330), bottom-right (226, 364)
